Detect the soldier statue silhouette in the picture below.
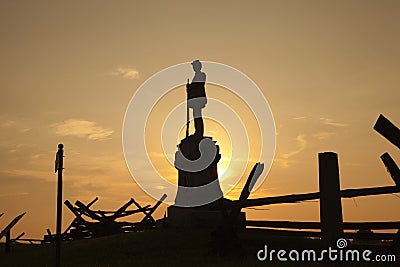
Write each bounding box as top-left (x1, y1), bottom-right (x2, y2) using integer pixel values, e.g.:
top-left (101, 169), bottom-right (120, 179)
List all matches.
top-left (186, 59), bottom-right (207, 138)
top-left (174, 60), bottom-right (223, 206)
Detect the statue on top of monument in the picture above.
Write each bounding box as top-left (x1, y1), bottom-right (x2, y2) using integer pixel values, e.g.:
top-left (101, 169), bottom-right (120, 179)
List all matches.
top-left (173, 59), bottom-right (223, 204)
top-left (186, 59), bottom-right (207, 138)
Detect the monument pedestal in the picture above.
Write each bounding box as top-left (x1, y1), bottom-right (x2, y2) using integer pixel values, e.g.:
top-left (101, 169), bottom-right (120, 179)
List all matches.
top-left (174, 135), bottom-right (223, 206)
top-left (167, 204), bottom-right (246, 229)
top-left (170, 135), bottom-right (246, 229)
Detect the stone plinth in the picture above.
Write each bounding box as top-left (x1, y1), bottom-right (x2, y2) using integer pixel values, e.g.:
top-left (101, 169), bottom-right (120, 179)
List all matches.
top-left (174, 135), bottom-right (223, 207)
top-left (167, 205), bottom-right (246, 229)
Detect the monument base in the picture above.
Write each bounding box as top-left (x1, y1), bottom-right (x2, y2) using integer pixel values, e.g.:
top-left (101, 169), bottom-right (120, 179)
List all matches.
top-left (167, 204), bottom-right (246, 229)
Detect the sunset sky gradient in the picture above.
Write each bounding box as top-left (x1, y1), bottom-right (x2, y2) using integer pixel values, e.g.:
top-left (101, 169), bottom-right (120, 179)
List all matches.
top-left (1, 1), bottom-right (400, 239)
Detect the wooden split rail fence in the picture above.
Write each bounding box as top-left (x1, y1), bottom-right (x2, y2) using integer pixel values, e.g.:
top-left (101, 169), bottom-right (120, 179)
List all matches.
top-left (44, 194), bottom-right (167, 242)
top-left (231, 114), bottom-right (400, 246)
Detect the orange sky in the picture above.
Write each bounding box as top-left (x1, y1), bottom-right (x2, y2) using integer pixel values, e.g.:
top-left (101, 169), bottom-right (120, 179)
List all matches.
top-left (1, 1), bottom-right (400, 239)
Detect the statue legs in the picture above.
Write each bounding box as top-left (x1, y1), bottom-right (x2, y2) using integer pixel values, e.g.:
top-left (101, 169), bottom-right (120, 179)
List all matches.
top-left (193, 107), bottom-right (204, 138)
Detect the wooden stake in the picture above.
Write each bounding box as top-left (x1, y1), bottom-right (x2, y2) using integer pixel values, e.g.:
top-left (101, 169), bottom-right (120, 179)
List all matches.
top-left (55, 144), bottom-right (64, 267)
top-left (380, 152), bottom-right (400, 186)
top-left (318, 152), bottom-right (343, 245)
top-left (374, 114), bottom-right (400, 150)
top-left (5, 230), bottom-right (10, 253)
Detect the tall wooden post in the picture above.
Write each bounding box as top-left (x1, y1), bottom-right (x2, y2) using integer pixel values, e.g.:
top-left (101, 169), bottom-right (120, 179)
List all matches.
top-left (318, 152), bottom-right (343, 245)
top-left (5, 230), bottom-right (11, 253)
top-left (55, 144), bottom-right (64, 267)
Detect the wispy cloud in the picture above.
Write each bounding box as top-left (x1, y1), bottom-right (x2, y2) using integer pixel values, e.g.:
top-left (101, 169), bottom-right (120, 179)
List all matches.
top-left (320, 117), bottom-right (347, 127)
top-left (0, 191), bottom-right (30, 198)
top-left (275, 134), bottom-right (307, 168)
top-left (282, 134), bottom-right (307, 159)
top-left (111, 66), bottom-right (139, 80)
top-left (50, 119), bottom-right (114, 141)
top-left (0, 117), bottom-right (31, 133)
top-left (1, 120), bottom-right (16, 127)
top-left (312, 131), bottom-right (336, 140)
top-left (292, 116), bottom-right (307, 120)
top-left (0, 169), bottom-right (53, 182)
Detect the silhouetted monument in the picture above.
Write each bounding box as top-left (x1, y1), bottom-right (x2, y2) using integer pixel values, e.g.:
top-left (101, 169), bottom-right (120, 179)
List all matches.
top-left (174, 60), bottom-right (223, 206)
top-left (186, 59), bottom-right (207, 138)
top-left (168, 60), bottom-right (242, 228)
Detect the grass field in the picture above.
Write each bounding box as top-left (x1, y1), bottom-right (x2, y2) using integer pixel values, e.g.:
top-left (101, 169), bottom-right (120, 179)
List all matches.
top-left (0, 228), bottom-right (398, 267)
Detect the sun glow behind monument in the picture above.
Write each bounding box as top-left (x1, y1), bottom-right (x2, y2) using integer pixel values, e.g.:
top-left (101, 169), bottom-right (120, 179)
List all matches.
top-left (123, 61), bottom-right (276, 206)
top-left (145, 84), bottom-right (263, 197)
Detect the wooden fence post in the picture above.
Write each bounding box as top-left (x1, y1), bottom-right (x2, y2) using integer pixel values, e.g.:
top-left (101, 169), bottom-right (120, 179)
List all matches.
top-left (319, 152), bottom-right (343, 245)
top-left (5, 230), bottom-right (11, 253)
top-left (55, 144), bottom-right (64, 267)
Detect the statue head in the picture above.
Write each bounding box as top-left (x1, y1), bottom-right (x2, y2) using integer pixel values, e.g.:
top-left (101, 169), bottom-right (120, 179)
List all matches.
top-left (191, 60), bottom-right (202, 72)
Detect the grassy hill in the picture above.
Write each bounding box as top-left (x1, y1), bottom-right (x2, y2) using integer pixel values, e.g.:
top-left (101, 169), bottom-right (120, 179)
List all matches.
top-left (0, 228), bottom-right (398, 267)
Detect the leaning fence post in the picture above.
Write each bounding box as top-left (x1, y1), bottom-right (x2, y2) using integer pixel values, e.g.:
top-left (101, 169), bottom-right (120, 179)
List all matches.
top-left (374, 114), bottom-right (400, 150)
top-left (319, 152), bottom-right (343, 245)
top-left (5, 230), bottom-right (11, 253)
